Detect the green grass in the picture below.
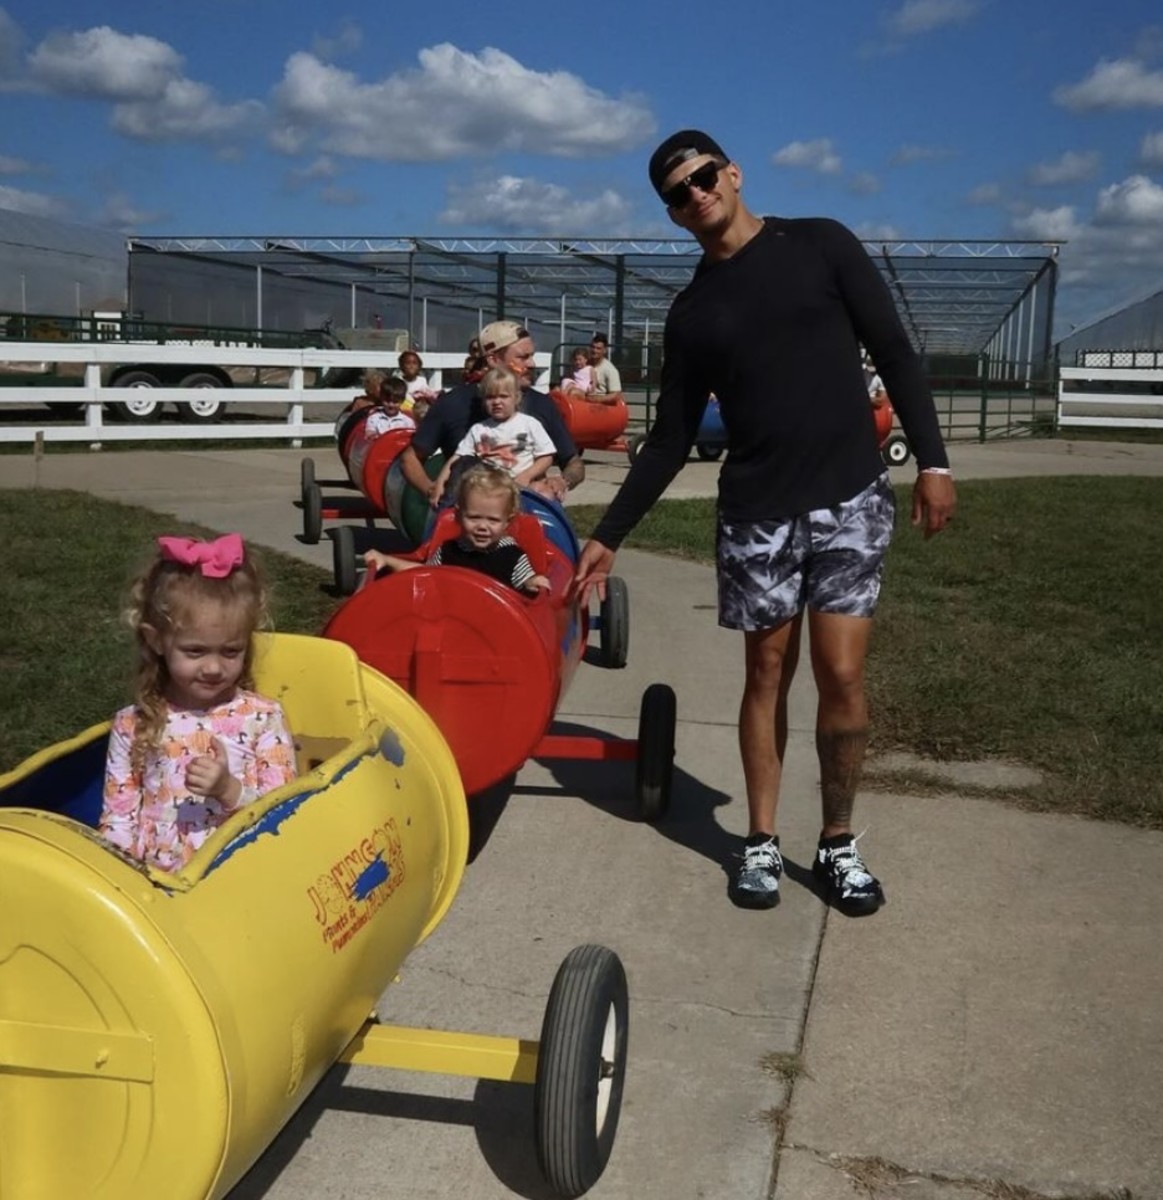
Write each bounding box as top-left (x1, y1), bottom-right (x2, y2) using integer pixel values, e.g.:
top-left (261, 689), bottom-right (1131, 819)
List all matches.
top-left (0, 489), bottom-right (339, 772)
top-left (571, 477), bottom-right (1163, 829)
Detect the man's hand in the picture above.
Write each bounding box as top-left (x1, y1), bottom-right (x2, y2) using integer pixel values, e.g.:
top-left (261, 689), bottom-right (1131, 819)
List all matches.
top-left (186, 737), bottom-right (242, 808)
top-left (575, 539), bottom-right (616, 605)
top-left (911, 471), bottom-right (957, 539)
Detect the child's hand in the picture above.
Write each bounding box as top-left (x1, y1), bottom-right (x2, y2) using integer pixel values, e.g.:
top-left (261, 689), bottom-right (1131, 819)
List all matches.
top-left (429, 480), bottom-right (445, 508)
top-left (525, 574), bottom-right (551, 595)
top-left (186, 737), bottom-right (242, 808)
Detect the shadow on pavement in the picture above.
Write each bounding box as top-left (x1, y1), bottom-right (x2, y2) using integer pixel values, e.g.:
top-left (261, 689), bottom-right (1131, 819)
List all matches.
top-left (228, 1064), bottom-right (556, 1199)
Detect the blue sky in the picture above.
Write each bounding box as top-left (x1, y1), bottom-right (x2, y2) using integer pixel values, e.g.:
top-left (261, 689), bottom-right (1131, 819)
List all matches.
top-left (2, 0), bottom-right (1162, 334)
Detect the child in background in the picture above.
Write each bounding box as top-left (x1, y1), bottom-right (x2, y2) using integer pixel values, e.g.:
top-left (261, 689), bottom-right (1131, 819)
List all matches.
top-left (366, 376), bottom-right (416, 437)
top-left (364, 465), bottom-right (550, 596)
top-left (99, 534), bottom-right (297, 872)
top-left (430, 365), bottom-right (555, 506)
top-left (334, 368), bottom-right (387, 444)
top-left (396, 350), bottom-right (440, 413)
top-left (560, 346), bottom-right (595, 396)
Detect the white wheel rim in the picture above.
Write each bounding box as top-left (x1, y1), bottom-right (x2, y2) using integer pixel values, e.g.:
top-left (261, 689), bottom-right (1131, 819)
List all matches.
top-left (594, 1001), bottom-right (617, 1136)
top-left (124, 394), bottom-right (158, 416)
top-left (186, 395), bottom-right (222, 417)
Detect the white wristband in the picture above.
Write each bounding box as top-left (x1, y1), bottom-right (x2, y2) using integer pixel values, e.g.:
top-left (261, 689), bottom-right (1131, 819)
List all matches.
top-left (919, 466), bottom-right (952, 476)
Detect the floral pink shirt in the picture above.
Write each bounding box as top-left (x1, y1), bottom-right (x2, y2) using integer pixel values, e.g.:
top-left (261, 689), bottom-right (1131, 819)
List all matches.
top-left (100, 690), bottom-right (297, 872)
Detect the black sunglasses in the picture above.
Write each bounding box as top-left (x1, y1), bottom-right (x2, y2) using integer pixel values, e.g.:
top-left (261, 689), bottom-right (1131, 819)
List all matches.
top-left (660, 159), bottom-right (726, 209)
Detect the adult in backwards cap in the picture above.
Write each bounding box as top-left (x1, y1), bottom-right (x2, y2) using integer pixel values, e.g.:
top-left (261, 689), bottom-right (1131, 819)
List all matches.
top-left (576, 129), bottom-right (956, 917)
top-left (399, 320), bottom-right (585, 504)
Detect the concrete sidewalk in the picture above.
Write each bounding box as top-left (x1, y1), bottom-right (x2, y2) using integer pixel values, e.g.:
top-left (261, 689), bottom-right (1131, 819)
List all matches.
top-left (2, 438), bottom-right (1160, 1199)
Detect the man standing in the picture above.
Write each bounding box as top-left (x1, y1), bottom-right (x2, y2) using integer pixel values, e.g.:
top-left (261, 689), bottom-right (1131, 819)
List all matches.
top-left (575, 130), bottom-right (955, 916)
top-left (589, 332), bottom-right (623, 395)
top-left (399, 320), bottom-right (585, 503)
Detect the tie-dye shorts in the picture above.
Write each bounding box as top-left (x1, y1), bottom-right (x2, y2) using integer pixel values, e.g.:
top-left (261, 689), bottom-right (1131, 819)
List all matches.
top-left (716, 473), bottom-right (896, 630)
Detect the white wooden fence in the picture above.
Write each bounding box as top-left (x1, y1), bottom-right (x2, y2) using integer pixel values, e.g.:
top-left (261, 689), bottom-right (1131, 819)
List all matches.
top-left (0, 343), bottom-right (553, 445)
top-left (1057, 365), bottom-right (1163, 431)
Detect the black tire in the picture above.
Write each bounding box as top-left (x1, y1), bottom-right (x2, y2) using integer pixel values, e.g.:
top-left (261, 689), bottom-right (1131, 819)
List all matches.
top-left (300, 456), bottom-right (316, 494)
top-left (302, 480), bottom-right (323, 544)
top-left (635, 683), bottom-right (676, 822)
top-left (108, 371), bottom-right (163, 421)
top-left (883, 434), bottom-right (911, 466)
top-left (535, 945), bottom-right (629, 1199)
top-left (333, 524), bottom-right (358, 595)
top-left (625, 433), bottom-right (646, 464)
top-left (599, 576), bottom-right (629, 669)
top-left (695, 443), bottom-right (723, 462)
top-left (176, 372), bottom-right (227, 422)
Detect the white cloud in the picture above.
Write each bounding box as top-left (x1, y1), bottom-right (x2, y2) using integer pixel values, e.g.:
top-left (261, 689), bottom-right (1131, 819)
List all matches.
top-left (440, 174), bottom-right (634, 234)
top-left (94, 191), bottom-right (166, 230)
top-left (1011, 204), bottom-right (1080, 241)
top-left (112, 79), bottom-right (261, 142)
top-left (311, 20), bottom-right (362, 62)
top-left (1141, 130), bottom-right (1163, 166)
top-left (0, 183), bottom-right (70, 219)
top-left (0, 153), bottom-right (31, 174)
top-left (1053, 58), bottom-right (1163, 111)
top-left (966, 182), bottom-right (1002, 205)
top-left (848, 172), bottom-right (881, 195)
top-left (1093, 174), bottom-right (1163, 225)
top-left (772, 138), bottom-right (842, 174)
top-left (28, 25), bottom-right (182, 100)
top-left (1027, 150), bottom-right (1101, 186)
top-left (271, 45), bottom-right (654, 161)
top-left (1011, 177), bottom-right (1163, 327)
top-left (890, 143), bottom-right (953, 165)
top-left (886, 0), bottom-right (980, 37)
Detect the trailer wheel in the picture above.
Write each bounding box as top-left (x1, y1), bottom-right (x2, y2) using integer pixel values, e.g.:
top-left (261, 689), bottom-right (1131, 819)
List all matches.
top-left (333, 525), bottom-right (358, 595)
top-left (882, 434), bottom-right (911, 466)
top-left (176, 373), bottom-right (226, 422)
top-left (535, 945), bottom-right (629, 1199)
top-left (300, 456), bottom-right (316, 493)
top-left (599, 576), bottom-right (629, 669)
top-left (108, 371), bottom-right (163, 421)
top-left (625, 433), bottom-right (646, 464)
top-left (695, 443), bottom-right (723, 462)
top-left (302, 481), bottom-right (323, 544)
top-left (635, 683), bottom-right (676, 822)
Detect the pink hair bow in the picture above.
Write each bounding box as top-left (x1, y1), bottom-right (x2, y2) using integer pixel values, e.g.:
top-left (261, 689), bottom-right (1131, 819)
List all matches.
top-left (157, 533), bottom-right (245, 578)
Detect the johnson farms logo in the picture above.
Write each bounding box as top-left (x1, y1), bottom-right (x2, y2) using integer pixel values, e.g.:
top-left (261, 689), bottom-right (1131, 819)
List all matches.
top-left (306, 818), bottom-right (406, 952)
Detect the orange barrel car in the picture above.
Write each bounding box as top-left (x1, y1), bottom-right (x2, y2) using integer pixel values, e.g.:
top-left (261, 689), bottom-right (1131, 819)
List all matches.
top-left (549, 388), bottom-right (630, 452)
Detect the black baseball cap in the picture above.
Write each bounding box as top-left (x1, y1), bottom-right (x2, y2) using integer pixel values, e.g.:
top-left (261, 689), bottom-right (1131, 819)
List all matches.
top-left (648, 129), bottom-right (729, 195)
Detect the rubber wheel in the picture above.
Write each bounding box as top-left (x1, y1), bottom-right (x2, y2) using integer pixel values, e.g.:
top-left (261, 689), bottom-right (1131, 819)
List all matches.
top-left (333, 524), bottom-right (358, 595)
top-left (300, 456), bottom-right (316, 493)
top-left (535, 945), bottom-right (629, 1199)
top-left (108, 371), bottom-right (162, 421)
top-left (176, 372), bottom-right (226, 422)
top-left (883, 434), bottom-right (911, 466)
top-left (302, 480), bottom-right (323, 544)
top-left (635, 683), bottom-right (676, 822)
top-left (695, 443), bottom-right (723, 462)
top-left (599, 576), bottom-right (629, 669)
top-left (625, 433), bottom-right (646, 464)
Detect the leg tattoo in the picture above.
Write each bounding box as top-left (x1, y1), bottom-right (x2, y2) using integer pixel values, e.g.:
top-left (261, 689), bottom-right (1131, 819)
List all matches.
top-left (816, 727), bottom-right (868, 831)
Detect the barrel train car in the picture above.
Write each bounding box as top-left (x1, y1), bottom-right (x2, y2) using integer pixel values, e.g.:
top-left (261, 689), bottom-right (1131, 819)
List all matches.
top-left (327, 490), bottom-right (677, 820)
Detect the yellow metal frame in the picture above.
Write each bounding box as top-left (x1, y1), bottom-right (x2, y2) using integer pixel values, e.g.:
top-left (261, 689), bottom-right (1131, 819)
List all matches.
top-left (340, 1021), bottom-right (539, 1085)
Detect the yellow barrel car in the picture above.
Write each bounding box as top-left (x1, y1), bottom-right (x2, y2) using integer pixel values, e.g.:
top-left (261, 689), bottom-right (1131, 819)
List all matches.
top-left (0, 633), bottom-right (628, 1200)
